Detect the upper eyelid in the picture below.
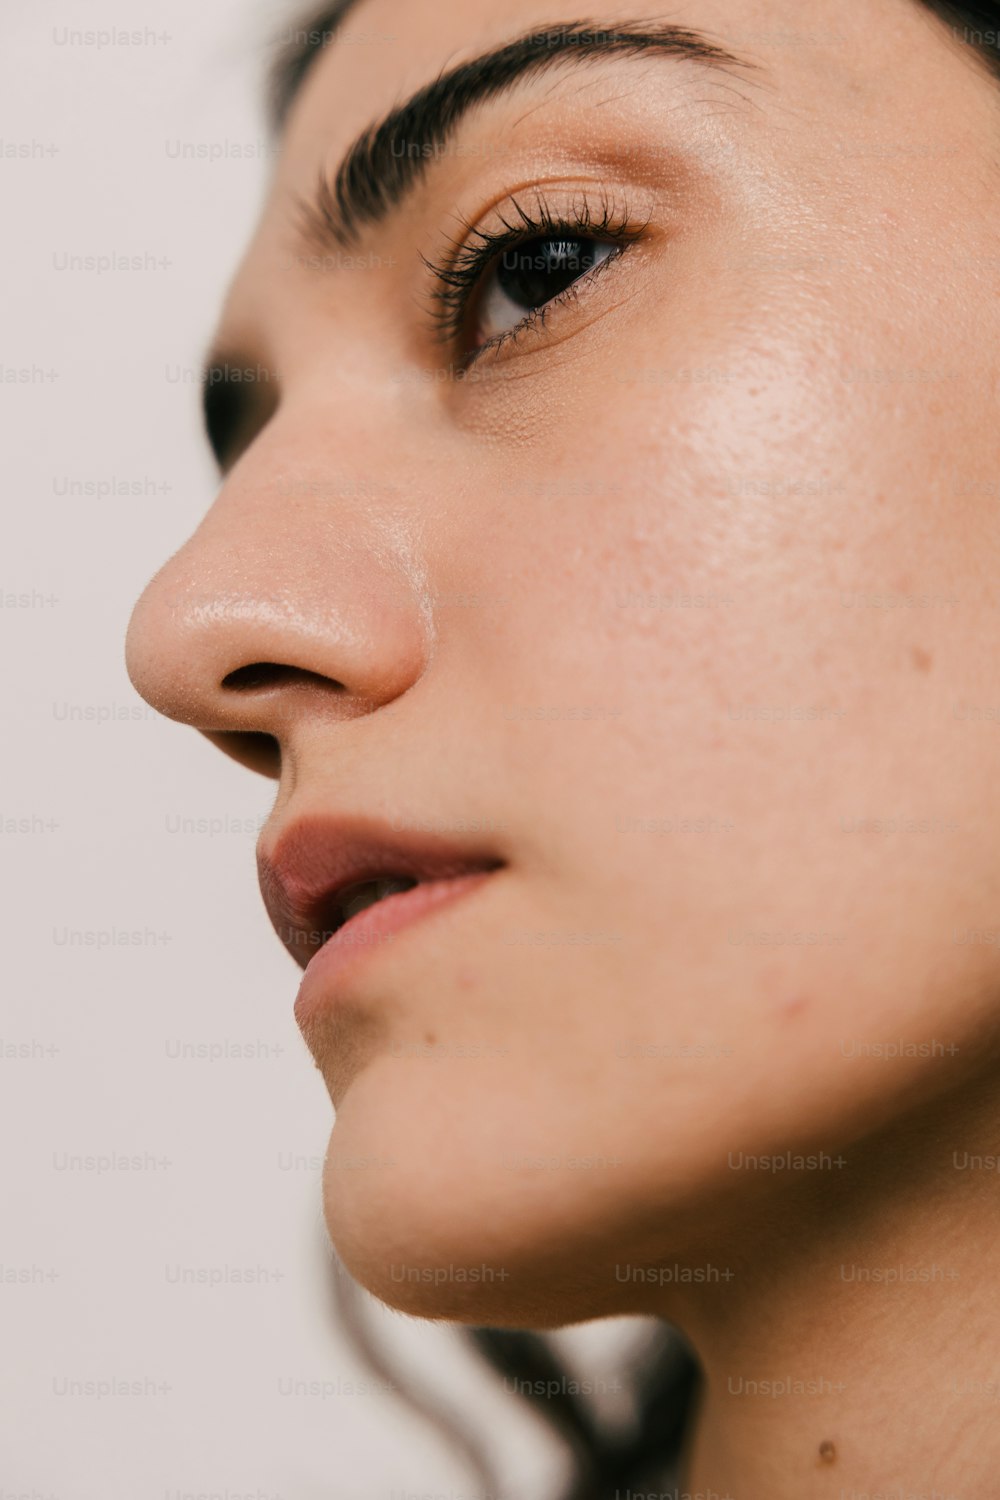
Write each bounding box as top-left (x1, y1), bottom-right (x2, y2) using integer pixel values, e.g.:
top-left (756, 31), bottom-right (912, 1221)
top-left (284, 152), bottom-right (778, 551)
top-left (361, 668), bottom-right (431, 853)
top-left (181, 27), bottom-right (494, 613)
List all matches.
top-left (424, 184), bottom-right (644, 285)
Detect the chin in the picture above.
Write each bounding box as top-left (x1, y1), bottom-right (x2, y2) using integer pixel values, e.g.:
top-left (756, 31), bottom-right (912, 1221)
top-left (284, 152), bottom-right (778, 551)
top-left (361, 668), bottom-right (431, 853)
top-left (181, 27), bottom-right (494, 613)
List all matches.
top-left (318, 1069), bottom-right (649, 1327)
top-left (322, 1182), bottom-right (538, 1325)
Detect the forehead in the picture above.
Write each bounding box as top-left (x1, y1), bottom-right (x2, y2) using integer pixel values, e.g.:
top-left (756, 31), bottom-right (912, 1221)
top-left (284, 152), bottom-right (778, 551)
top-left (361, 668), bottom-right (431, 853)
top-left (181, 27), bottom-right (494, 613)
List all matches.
top-left (276, 0), bottom-right (923, 162)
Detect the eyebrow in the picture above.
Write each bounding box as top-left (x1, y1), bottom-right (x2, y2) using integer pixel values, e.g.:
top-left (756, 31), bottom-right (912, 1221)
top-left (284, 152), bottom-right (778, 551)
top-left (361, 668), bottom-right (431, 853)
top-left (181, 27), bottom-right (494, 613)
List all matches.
top-left (298, 20), bottom-right (756, 251)
top-left (204, 19), bottom-right (756, 468)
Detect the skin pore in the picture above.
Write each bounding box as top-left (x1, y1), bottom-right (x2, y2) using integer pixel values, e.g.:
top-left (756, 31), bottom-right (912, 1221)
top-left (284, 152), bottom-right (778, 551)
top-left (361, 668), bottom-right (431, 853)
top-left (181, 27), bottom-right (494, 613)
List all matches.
top-left (125, 0), bottom-right (1000, 1494)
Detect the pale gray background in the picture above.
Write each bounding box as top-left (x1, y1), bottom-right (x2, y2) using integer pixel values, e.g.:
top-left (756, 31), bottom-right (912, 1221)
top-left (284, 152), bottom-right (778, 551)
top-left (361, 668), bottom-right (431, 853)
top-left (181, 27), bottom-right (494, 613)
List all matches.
top-left (0, 1), bottom-right (643, 1495)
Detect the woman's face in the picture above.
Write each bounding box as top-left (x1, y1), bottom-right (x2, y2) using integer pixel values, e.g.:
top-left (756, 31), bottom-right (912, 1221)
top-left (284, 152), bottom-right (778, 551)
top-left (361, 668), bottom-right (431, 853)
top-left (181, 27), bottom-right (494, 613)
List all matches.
top-left (126, 0), bottom-right (1000, 1326)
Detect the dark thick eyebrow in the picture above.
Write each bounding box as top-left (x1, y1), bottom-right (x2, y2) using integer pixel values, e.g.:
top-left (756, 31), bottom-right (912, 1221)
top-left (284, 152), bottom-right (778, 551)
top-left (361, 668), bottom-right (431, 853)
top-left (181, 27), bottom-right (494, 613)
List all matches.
top-left (298, 20), bottom-right (757, 251)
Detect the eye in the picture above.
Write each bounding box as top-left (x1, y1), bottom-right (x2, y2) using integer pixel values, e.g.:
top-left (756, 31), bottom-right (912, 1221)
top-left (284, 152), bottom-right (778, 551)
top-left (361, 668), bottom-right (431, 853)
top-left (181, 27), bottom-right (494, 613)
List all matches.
top-left (425, 190), bottom-right (648, 368)
top-left (472, 236), bottom-right (620, 348)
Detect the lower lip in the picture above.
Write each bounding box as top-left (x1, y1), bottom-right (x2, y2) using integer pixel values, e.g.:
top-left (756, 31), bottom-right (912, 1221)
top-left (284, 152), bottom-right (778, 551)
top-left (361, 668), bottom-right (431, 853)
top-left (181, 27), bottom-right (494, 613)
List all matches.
top-left (293, 872), bottom-right (494, 1026)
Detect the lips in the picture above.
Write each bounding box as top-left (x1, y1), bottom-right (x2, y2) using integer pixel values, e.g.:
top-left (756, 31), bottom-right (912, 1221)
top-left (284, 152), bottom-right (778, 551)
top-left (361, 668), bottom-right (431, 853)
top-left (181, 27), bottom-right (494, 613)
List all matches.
top-left (257, 818), bottom-right (504, 972)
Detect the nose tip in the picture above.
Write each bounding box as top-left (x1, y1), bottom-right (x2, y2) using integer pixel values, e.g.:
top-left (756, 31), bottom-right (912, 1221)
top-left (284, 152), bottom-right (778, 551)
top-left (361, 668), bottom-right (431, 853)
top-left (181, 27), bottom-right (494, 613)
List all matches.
top-left (125, 507), bottom-right (430, 755)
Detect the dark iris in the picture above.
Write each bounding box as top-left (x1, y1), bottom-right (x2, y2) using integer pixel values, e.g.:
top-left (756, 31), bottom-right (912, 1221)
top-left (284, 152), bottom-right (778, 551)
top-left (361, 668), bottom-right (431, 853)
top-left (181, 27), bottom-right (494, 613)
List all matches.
top-left (495, 237), bottom-right (606, 313)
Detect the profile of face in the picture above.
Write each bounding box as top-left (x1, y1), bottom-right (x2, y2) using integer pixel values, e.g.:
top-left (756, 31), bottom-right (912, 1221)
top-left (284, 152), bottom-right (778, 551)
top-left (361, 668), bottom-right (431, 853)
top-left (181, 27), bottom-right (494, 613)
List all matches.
top-left (126, 0), bottom-right (1000, 1333)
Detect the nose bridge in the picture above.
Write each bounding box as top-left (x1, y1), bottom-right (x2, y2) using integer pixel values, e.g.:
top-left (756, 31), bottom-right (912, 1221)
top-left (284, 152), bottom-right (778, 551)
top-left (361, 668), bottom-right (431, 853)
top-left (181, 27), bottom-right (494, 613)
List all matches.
top-left (125, 414), bottom-right (432, 737)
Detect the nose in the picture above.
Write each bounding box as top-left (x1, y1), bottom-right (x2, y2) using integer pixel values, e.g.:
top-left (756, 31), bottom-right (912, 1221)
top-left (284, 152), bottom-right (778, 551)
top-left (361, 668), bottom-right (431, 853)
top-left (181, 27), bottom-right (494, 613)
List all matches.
top-left (125, 411), bottom-right (430, 775)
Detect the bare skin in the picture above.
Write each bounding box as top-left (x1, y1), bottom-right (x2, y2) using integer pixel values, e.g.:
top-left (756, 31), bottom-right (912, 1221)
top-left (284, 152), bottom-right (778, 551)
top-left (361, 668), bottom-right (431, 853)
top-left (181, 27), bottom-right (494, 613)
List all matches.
top-left (126, 1), bottom-right (1000, 1493)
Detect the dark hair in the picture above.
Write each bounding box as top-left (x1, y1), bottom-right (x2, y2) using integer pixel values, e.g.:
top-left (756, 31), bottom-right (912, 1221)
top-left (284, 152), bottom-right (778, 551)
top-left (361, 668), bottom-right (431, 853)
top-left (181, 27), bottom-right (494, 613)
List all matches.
top-left (264, 4), bottom-right (1000, 1495)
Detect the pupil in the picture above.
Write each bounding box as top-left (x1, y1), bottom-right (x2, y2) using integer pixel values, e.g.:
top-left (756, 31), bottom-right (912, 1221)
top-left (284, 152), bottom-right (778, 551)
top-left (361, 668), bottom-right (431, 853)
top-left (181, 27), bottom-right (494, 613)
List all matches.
top-left (497, 238), bottom-right (599, 311)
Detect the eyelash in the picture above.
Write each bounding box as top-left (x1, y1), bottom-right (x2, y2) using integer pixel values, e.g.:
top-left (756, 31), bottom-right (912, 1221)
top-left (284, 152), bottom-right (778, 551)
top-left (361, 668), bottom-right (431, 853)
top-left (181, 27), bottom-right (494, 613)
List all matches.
top-left (423, 189), bottom-right (649, 367)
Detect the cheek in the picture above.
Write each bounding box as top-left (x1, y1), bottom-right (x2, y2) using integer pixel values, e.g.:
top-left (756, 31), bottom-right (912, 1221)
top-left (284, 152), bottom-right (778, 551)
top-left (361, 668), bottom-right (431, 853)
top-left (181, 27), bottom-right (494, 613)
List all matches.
top-left (446, 329), bottom-right (1000, 1096)
top-left (478, 267), bottom-right (997, 833)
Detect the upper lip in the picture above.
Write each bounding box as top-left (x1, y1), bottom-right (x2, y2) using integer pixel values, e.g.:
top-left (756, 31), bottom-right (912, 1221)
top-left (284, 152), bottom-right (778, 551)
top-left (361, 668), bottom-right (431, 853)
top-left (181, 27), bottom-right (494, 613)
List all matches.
top-left (257, 815), bottom-right (504, 969)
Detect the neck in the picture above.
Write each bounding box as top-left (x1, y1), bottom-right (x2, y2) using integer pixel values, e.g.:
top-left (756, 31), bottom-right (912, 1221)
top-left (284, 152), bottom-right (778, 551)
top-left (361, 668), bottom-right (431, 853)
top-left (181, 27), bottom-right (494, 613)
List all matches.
top-left (668, 1074), bottom-right (1000, 1500)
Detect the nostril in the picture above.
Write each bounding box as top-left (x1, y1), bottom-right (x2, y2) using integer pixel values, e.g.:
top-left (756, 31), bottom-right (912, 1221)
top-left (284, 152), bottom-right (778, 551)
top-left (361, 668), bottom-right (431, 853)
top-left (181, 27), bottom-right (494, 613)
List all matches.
top-left (222, 663), bottom-right (297, 691)
top-left (221, 663), bottom-right (346, 693)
